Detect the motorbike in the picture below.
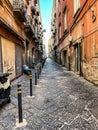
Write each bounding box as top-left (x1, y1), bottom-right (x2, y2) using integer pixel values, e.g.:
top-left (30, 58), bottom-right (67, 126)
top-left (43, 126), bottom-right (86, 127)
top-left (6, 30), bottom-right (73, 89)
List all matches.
top-left (0, 72), bottom-right (11, 106)
top-left (23, 65), bottom-right (32, 75)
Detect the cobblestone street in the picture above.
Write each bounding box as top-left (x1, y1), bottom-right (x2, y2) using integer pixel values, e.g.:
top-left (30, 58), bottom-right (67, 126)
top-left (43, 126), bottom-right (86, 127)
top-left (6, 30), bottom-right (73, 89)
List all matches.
top-left (1, 58), bottom-right (98, 130)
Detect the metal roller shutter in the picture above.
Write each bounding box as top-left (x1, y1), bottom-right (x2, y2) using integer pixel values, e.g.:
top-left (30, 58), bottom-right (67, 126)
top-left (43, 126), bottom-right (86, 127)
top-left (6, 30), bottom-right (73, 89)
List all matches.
top-left (15, 44), bottom-right (22, 77)
top-left (1, 37), bottom-right (15, 80)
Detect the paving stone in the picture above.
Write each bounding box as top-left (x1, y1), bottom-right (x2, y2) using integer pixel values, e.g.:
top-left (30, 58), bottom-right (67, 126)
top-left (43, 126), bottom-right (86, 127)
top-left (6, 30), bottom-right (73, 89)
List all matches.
top-left (69, 116), bottom-right (95, 130)
top-left (87, 115), bottom-right (98, 130)
top-left (0, 115), bottom-right (16, 130)
top-left (80, 109), bottom-right (92, 120)
top-left (61, 124), bottom-right (70, 130)
top-left (0, 124), bottom-right (5, 130)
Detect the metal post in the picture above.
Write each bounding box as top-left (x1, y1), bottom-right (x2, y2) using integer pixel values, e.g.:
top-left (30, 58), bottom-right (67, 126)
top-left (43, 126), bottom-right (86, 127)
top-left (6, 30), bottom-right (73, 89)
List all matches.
top-left (38, 67), bottom-right (39, 79)
top-left (17, 84), bottom-right (23, 123)
top-left (35, 69), bottom-right (37, 85)
top-left (42, 61), bottom-right (44, 68)
top-left (40, 65), bottom-right (41, 75)
top-left (41, 64), bottom-right (42, 72)
top-left (68, 56), bottom-right (70, 71)
top-left (29, 74), bottom-right (32, 96)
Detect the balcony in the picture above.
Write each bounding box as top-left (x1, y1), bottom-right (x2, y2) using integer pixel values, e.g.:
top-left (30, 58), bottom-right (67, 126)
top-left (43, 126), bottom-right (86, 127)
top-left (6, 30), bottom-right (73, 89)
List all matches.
top-left (53, 30), bottom-right (56, 36)
top-left (31, 6), bottom-right (36, 15)
top-left (38, 33), bottom-right (41, 39)
top-left (52, 28), bottom-right (57, 36)
top-left (52, 32), bottom-right (56, 38)
top-left (53, 45), bottom-right (57, 50)
top-left (32, 32), bottom-right (38, 40)
top-left (38, 45), bottom-right (42, 51)
top-left (25, 15), bottom-right (35, 36)
top-left (36, 10), bottom-right (39, 16)
top-left (34, 16), bottom-right (38, 24)
top-left (13, 0), bottom-right (27, 22)
top-left (36, 4), bottom-right (39, 16)
top-left (39, 39), bottom-right (42, 46)
top-left (54, 13), bottom-right (56, 18)
top-left (35, 39), bottom-right (40, 44)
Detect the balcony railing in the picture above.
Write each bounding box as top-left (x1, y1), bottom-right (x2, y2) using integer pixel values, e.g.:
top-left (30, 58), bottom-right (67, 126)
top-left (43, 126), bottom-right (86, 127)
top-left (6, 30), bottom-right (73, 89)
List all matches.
top-left (33, 32), bottom-right (37, 40)
top-left (38, 39), bottom-right (42, 45)
top-left (13, 0), bottom-right (27, 22)
top-left (31, 6), bottom-right (36, 15)
top-left (38, 33), bottom-right (41, 39)
top-left (36, 4), bottom-right (39, 16)
top-left (25, 15), bottom-right (35, 35)
top-left (53, 30), bottom-right (56, 36)
top-left (31, 4), bottom-right (39, 17)
top-left (35, 39), bottom-right (40, 44)
top-left (34, 16), bottom-right (38, 24)
top-left (54, 13), bottom-right (56, 18)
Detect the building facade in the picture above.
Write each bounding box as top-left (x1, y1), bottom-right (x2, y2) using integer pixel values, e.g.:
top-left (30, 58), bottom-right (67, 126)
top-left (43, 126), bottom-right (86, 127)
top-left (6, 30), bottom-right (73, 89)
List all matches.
top-left (57, 0), bottom-right (98, 84)
top-left (48, 38), bottom-right (53, 58)
top-left (0, 0), bottom-right (43, 80)
top-left (50, 0), bottom-right (58, 61)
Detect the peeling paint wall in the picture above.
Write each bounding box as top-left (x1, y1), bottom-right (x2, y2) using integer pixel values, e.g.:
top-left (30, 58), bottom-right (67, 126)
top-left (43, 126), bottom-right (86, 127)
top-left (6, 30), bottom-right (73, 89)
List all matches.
top-left (1, 37), bottom-right (16, 80)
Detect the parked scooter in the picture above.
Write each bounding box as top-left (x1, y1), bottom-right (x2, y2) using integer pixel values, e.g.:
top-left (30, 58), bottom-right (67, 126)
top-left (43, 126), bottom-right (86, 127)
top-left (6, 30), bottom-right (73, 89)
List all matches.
top-left (0, 68), bottom-right (12, 106)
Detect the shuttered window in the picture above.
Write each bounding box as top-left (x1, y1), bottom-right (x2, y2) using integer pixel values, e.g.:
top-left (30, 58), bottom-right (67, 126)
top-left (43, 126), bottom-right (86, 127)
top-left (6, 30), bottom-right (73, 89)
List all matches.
top-left (74, 0), bottom-right (80, 13)
top-left (8, 0), bottom-right (13, 5)
top-left (63, 8), bottom-right (67, 31)
top-left (1, 37), bottom-right (15, 79)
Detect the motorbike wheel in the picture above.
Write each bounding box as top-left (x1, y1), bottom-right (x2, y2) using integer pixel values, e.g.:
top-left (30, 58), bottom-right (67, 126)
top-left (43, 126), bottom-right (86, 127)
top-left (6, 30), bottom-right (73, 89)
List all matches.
top-left (7, 97), bottom-right (11, 103)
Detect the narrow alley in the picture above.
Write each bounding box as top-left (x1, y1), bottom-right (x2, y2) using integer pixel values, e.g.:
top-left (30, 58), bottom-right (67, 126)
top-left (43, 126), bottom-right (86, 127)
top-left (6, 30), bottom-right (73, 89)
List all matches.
top-left (0, 0), bottom-right (98, 129)
top-left (0, 58), bottom-right (98, 130)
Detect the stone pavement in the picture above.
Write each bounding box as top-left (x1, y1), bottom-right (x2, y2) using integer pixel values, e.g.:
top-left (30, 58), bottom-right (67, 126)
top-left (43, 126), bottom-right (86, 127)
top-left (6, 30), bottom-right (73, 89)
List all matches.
top-left (0, 58), bottom-right (98, 130)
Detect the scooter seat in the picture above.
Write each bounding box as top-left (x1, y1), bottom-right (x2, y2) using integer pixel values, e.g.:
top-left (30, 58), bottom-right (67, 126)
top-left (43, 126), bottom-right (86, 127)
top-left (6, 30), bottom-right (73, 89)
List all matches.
top-left (0, 73), bottom-right (9, 78)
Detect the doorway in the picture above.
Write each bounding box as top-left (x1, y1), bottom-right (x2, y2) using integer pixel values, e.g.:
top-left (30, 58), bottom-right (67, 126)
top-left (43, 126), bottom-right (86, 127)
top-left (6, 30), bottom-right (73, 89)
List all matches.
top-left (74, 43), bottom-right (82, 74)
top-left (63, 50), bottom-right (68, 67)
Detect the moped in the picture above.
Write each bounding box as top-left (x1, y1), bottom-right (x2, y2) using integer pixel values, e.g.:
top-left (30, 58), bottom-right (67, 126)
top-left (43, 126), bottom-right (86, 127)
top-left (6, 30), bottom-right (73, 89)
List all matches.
top-left (0, 68), bottom-right (12, 106)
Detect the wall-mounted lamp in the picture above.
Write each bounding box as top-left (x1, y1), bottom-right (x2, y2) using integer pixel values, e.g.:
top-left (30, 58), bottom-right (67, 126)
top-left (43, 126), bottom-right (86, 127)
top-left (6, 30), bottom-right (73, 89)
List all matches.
top-left (91, 7), bottom-right (96, 22)
top-left (68, 35), bottom-right (73, 42)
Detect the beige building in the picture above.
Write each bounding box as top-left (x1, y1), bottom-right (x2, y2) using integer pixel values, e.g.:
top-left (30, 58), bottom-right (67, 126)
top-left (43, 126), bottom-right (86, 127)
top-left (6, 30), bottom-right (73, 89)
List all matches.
top-left (48, 38), bottom-right (53, 57)
top-left (0, 0), bottom-right (43, 80)
top-left (51, 0), bottom-right (58, 61)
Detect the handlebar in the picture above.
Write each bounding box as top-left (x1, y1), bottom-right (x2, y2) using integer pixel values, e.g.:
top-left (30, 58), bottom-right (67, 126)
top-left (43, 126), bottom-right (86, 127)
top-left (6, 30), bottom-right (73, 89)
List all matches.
top-left (0, 73), bottom-right (12, 78)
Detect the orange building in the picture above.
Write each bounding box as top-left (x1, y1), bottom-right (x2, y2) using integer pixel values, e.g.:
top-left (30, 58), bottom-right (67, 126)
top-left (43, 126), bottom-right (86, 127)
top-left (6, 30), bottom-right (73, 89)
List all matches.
top-left (0, 0), bottom-right (43, 80)
top-left (57, 0), bottom-right (98, 84)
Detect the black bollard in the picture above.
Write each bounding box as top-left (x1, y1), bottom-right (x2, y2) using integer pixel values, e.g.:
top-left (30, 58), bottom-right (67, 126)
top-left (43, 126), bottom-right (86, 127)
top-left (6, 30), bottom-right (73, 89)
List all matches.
top-left (35, 69), bottom-right (37, 85)
top-left (40, 65), bottom-right (41, 75)
top-left (42, 62), bottom-right (43, 68)
top-left (39, 65), bottom-right (41, 75)
top-left (17, 84), bottom-right (23, 123)
top-left (29, 74), bottom-right (32, 96)
top-left (37, 67), bottom-right (39, 79)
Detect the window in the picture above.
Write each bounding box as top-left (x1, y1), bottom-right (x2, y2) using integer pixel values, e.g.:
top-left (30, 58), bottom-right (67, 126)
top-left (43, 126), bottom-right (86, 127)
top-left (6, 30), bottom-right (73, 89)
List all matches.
top-left (63, 8), bottom-right (67, 31)
top-left (59, 25), bottom-right (61, 38)
top-left (8, 0), bottom-right (13, 5)
top-left (74, 0), bottom-right (80, 13)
